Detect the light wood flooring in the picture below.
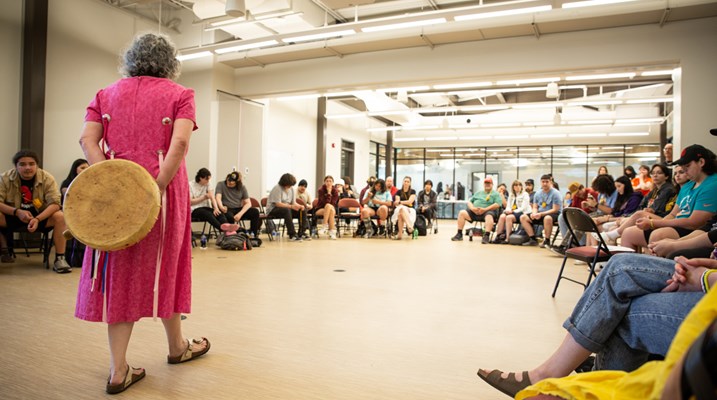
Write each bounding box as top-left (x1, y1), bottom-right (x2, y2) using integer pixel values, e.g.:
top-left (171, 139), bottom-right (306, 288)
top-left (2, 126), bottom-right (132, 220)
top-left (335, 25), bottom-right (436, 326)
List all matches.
top-left (0, 221), bottom-right (591, 400)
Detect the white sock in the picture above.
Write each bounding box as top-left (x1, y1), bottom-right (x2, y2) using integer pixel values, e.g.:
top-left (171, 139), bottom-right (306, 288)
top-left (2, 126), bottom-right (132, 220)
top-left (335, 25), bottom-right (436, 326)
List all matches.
top-left (606, 229), bottom-right (620, 240)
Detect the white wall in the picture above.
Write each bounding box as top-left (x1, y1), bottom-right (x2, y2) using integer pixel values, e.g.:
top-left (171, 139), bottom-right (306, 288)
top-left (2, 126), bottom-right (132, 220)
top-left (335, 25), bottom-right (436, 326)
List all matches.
top-left (233, 17), bottom-right (717, 150)
top-left (263, 99), bottom-right (317, 196)
top-left (326, 101), bottom-right (372, 188)
top-left (0, 1), bottom-right (24, 169)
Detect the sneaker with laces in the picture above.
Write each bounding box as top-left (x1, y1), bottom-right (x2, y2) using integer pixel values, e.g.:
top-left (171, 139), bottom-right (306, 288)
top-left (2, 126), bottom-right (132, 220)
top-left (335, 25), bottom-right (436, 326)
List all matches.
top-left (549, 245), bottom-right (567, 256)
top-left (53, 258), bottom-right (72, 273)
top-left (328, 230), bottom-right (337, 240)
top-left (451, 232), bottom-right (463, 241)
top-left (301, 233), bottom-right (312, 241)
top-left (523, 238), bottom-right (539, 246)
top-left (377, 225), bottom-right (386, 237)
top-left (481, 232), bottom-right (491, 244)
top-left (319, 224), bottom-right (329, 235)
top-left (540, 238), bottom-right (551, 248)
top-left (289, 236), bottom-right (303, 242)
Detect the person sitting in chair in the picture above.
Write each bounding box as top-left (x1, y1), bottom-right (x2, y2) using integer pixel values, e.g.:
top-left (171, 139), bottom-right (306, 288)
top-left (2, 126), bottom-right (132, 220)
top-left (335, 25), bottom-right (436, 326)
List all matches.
top-left (520, 174), bottom-right (561, 247)
top-left (417, 179), bottom-right (437, 230)
top-left (451, 177), bottom-right (502, 244)
top-left (0, 150), bottom-right (71, 272)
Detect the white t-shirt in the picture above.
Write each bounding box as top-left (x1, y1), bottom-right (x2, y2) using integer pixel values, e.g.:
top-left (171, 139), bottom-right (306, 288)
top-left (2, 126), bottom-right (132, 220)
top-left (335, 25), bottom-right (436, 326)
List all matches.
top-left (189, 181), bottom-right (211, 211)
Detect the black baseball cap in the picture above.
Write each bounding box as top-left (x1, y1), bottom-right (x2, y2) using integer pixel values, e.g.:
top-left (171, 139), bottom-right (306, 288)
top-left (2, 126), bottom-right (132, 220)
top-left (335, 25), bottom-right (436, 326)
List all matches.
top-left (710, 128), bottom-right (717, 136)
top-left (298, 179), bottom-right (308, 187)
top-left (669, 144), bottom-right (711, 166)
top-left (524, 178), bottom-right (534, 185)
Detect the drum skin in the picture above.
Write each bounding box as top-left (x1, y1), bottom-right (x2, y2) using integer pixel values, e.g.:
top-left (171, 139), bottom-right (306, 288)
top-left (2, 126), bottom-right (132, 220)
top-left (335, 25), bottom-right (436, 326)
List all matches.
top-left (64, 159), bottom-right (161, 251)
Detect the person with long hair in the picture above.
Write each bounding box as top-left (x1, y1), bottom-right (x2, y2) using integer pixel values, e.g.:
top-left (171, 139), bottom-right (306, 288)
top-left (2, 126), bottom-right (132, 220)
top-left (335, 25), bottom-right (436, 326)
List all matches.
top-left (621, 145), bottom-right (717, 251)
top-left (594, 164), bottom-right (676, 244)
top-left (624, 165), bottom-right (637, 180)
top-left (391, 176), bottom-right (417, 240)
top-left (60, 158), bottom-right (89, 199)
top-left (76, 33), bottom-right (208, 394)
top-left (632, 164), bottom-right (653, 196)
top-left (360, 178), bottom-right (392, 238)
top-left (492, 180), bottom-right (531, 244)
top-left (587, 175), bottom-right (642, 245)
top-left (315, 175), bottom-right (339, 240)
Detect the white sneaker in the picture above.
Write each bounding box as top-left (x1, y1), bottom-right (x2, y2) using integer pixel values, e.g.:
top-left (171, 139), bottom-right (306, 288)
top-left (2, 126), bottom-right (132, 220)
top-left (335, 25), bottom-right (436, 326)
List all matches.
top-left (590, 231), bottom-right (615, 245)
top-left (329, 230), bottom-right (337, 240)
top-left (319, 224), bottom-right (329, 235)
top-left (574, 260), bottom-right (586, 265)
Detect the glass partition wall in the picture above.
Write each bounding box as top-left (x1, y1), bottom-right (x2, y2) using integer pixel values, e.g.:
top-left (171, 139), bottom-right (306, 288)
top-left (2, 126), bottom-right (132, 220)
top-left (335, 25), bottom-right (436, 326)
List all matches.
top-left (390, 143), bottom-right (660, 218)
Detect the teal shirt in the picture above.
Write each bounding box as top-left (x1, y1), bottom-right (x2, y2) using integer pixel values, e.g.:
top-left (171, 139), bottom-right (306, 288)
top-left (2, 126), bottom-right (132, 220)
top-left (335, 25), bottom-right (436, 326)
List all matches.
top-left (469, 190), bottom-right (502, 209)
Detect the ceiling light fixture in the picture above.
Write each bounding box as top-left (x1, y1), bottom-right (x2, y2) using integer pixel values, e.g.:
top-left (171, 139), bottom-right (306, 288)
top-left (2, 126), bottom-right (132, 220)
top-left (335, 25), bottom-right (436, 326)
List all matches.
top-left (460, 136), bottom-right (493, 140)
top-left (609, 132), bottom-right (650, 137)
top-left (393, 137), bottom-right (425, 142)
top-left (562, 0), bottom-right (638, 9)
top-left (176, 51), bottom-right (212, 61)
top-left (566, 120), bottom-right (614, 125)
top-left (324, 113), bottom-right (367, 119)
top-left (214, 40), bottom-right (279, 54)
top-left (640, 69), bottom-right (675, 76)
top-left (367, 126), bottom-right (402, 132)
top-left (282, 29), bottom-right (356, 43)
top-left (481, 123), bottom-right (521, 128)
top-left (569, 133), bottom-right (607, 137)
top-left (367, 110), bottom-right (412, 117)
top-left (376, 86), bottom-right (431, 92)
top-left (497, 77), bottom-right (560, 85)
top-left (567, 100), bottom-right (623, 106)
top-left (361, 18), bottom-right (447, 33)
top-left (531, 134), bottom-right (567, 138)
top-left (511, 102), bottom-right (564, 109)
top-left (624, 98), bottom-right (674, 104)
top-left (433, 82), bottom-right (492, 90)
top-left (454, 5), bottom-right (552, 21)
top-left (425, 136), bottom-right (458, 141)
top-left (565, 72), bottom-right (636, 81)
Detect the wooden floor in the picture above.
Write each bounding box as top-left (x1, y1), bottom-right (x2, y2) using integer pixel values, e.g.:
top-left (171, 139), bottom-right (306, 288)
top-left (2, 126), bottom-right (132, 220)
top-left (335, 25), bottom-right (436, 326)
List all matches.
top-left (0, 221), bottom-right (591, 400)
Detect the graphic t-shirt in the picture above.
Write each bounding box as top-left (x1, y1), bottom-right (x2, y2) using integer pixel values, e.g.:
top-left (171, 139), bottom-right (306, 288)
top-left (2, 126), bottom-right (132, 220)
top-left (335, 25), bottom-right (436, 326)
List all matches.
top-left (20, 178), bottom-right (39, 216)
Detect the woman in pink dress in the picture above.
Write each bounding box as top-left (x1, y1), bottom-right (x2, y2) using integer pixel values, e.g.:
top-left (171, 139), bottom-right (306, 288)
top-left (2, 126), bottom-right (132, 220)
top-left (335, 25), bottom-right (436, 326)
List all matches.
top-left (76, 33), bottom-right (209, 394)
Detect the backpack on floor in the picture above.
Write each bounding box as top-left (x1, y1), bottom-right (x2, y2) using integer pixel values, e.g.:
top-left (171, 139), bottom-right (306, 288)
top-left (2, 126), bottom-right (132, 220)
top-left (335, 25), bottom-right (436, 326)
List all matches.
top-left (220, 232), bottom-right (253, 251)
top-left (414, 215), bottom-right (428, 236)
top-left (509, 232), bottom-right (529, 245)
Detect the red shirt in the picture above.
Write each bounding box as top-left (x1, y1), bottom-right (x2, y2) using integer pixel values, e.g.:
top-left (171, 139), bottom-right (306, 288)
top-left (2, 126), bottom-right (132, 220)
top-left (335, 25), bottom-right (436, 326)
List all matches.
top-left (572, 188), bottom-right (598, 212)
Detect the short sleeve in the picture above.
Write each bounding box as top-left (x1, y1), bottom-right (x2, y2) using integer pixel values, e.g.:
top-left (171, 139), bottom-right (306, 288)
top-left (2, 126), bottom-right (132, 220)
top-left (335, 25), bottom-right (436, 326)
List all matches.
top-left (694, 176), bottom-right (717, 213)
top-left (241, 186), bottom-right (249, 201)
top-left (85, 89), bottom-right (104, 123)
top-left (176, 89), bottom-right (198, 131)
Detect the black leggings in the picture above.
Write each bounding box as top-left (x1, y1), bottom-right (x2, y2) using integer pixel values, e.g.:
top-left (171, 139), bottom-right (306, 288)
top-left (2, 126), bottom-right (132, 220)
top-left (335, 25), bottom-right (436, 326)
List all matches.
top-left (191, 207), bottom-right (227, 231)
top-left (267, 207), bottom-right (309, 237)
top-left (225, 207), bottom-right (261, 235)
top-left (419, 208), bottom-right (435, 221)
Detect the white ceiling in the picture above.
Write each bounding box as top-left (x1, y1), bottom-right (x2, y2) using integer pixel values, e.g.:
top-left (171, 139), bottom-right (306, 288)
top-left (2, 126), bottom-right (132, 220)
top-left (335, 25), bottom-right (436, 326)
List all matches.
top-left (97, 0), bottom-right (717, 143)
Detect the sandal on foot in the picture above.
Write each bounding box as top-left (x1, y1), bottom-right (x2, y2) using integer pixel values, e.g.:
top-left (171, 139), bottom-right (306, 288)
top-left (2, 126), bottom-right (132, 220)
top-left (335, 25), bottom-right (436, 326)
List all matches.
top-left (167, 337), bottom-right (211, 364)
top-left (106, 365), bottom-right (145, 395)
top-left (477, 369), bottom-right (532, 398)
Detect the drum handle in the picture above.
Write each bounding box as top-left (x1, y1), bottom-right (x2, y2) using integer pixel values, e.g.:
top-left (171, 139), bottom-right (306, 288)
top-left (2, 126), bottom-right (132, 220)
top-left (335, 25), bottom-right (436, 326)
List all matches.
top-left (153, 150), bottom-right (167, 321)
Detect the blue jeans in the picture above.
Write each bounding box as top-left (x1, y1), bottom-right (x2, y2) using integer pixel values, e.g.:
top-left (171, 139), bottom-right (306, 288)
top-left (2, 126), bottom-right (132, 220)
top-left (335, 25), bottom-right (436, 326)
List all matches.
top-left (563, 253), bottom-right (704, 371)
top-left (557, 212), bottom-right (585, 246)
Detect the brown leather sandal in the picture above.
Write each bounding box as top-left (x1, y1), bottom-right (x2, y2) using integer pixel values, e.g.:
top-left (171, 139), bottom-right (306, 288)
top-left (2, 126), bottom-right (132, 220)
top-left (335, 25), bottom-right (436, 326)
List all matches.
top-left (167, 337), bottom-right (211, 364)
top-left (106, 365), bottom-right (146, 395)
top-left (477, 369), bottom-right (532, 398)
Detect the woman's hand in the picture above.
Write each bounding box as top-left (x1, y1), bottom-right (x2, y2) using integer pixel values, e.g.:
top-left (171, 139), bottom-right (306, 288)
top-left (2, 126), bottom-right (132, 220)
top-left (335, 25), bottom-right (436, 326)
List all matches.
top-left (662, 256), bottom-right (709, 293)
top-left (213, 208), bottom-right (221, 216)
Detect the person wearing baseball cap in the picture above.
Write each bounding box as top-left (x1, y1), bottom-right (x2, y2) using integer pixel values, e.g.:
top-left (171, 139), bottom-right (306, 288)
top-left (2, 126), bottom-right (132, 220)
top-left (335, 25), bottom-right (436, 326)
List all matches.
top-left (621, 144), bottom-right (717, 251)
top-left (524, 178), bottom-right (536, 203)
top-left (359, 176), bottom-right (377, 204)
top-left (451, 176), bottom-right (502, 243)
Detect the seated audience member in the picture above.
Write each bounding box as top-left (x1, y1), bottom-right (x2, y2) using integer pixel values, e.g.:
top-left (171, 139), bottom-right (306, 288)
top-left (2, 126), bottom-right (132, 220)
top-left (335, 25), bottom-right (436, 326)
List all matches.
top-left (386, 176), bottom-right (398, 198)
top-left (520, 174), bottom-right (561, 247)
top-left (621, 145), bottom-right (717, 251)
top-left (563, 191), bottom-right (572, 209)
top-left (215, 171), bottom-right (260, 238)
top-left (315, 175), bottom-right (339, 240)
top-left (417, 179), bottom-right (437, 227)
top-left (360, 178), bottom-right (392, 238)
top-left (592, 165), bottom-right (609, 186)
top-left (60, 158), bottom-right (89, 200)
top-left (265, 173), bottom-right (307, 241)
top-left (493, 180), bottom-right (531, 244)
top-left (358, 176), bottom-right (376, 205)
top-left (0, 150), bottom-right (71, 272)
top-left (443, 185), bottom-right (453, 200)
top-left (296, 179), bottom-right (312, 210)
top-left (548, 174), bottom-right (560, 191)
top-left (595, 164), bottom-right (676, 243)
top-left (663, 141), bottom-right (674, 163)
top-left (624, 165), bottom-right (637, 181)
top-left (632, 164), bottom-right (654, 196)
top-left (524, 179), bottom-right (535, 203)
top-left (451, 177), bottom-right (502, 244)
top-left (190, 168), bottom-right (231, 233)
top-left (496, 183), bottom-right (509, 209)
top-left (649, 228), bottom-right (716, 259)
top-left (551, 182), bottom-right (599, 254)
top-left (391, 176), bottom-right (417, 240)
top-left (341, 176), bottom-right (357, 199)
top-left (478, 249), bottom-right (715, 398)
top-left (587, 175), bottom-right (643, 245)
top-left (583, 174), bottom-right (618, 218)
top-left (514, 275), bottom-right (717, 400)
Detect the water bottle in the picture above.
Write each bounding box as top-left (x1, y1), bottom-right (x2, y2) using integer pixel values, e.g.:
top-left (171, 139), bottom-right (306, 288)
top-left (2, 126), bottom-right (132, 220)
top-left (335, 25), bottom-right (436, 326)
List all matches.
top-left (412, 228), bottom-right (418, 240)
top-left (200, 234), bottom-right (207, 249)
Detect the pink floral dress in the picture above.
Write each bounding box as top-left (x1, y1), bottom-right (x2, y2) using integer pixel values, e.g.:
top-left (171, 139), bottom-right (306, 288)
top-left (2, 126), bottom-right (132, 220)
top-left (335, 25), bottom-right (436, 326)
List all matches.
top-left (75, 76), bottom-right (197, 323)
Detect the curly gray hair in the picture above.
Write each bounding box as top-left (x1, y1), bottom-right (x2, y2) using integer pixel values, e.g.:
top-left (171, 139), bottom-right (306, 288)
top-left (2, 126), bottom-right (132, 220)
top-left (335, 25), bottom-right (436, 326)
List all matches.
top-left (119, 32), bottom-right (180, 80)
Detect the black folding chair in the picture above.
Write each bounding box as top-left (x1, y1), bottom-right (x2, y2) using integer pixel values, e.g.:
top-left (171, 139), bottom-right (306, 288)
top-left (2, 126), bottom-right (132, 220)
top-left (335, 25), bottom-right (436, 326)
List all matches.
top-left (551, 208), bottom-right (633, 297)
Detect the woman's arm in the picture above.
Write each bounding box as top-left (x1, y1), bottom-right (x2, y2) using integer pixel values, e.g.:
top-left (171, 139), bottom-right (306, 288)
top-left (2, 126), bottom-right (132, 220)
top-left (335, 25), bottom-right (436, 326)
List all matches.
top-left (156, 119), bottom-right (193, 193)
top-left (654, 210), bottom-right (714, 230)
top-left (79, 121), bottom-right (106, 165)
